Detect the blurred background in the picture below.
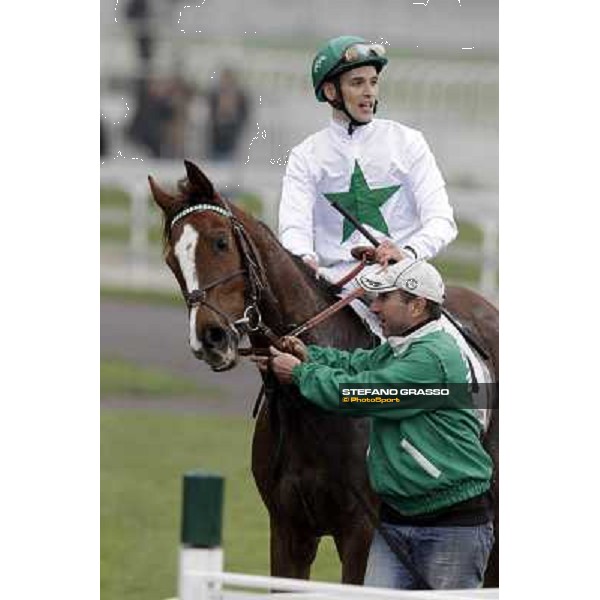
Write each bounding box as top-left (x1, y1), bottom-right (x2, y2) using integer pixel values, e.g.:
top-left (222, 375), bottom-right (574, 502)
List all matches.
top-left (100, 2), bottom-right (498, 599)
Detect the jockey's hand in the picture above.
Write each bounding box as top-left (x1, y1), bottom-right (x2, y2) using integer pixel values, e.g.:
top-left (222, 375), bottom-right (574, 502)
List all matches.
top-left (279, 336), bottom-right (308, 361)
top-left (350, 246), bottom-right (377, 263)
top-left (374, 241), bottom-right (407, 268)
top-left (268, 346), bottom-right (301, 385)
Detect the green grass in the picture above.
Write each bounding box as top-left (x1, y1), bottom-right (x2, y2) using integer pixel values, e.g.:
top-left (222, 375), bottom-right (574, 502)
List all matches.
top-left (100, 186), bottom-right (164, 244)
top-left (101, 187), bottom-right (130, 208)
top-left (455, 220), bottom-right (484, 246)
top-left (235, 192), bottom-right (264, 218)
top-left (101, 286), bottom-right (182, 307)
top-left (101, 222), bottom-right (163, 244)
top-left (101, 412), bottom-right (341, 600)
top-left (101, 359), bottom-right (204, 397)
top-left (101, 222), bottom-right (130, 243)
top-left (432, 258), bottom-right (481, 284)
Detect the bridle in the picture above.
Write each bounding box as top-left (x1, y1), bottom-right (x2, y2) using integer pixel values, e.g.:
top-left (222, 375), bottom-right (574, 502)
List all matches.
top-left (169, 202), bottom-right (268, 339)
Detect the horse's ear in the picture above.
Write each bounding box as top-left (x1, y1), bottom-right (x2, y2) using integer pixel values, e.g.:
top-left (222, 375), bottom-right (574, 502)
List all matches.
top-left (148, 176), bottom-right (178, 213)
top-left (184, 160), bottom-right (215, 199)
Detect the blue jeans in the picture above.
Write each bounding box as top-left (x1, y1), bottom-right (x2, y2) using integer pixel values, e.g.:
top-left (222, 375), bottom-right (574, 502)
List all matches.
top-left (364, 521), bottom-right (494, 589)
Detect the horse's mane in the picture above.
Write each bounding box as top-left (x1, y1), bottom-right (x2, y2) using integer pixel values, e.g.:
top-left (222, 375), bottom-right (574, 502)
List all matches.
top-left (253, 220), bottom-right (343, 300)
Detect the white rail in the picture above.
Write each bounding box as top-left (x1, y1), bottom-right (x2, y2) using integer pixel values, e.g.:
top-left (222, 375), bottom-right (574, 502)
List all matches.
top-left (167, 569), bottom-right (498, 600)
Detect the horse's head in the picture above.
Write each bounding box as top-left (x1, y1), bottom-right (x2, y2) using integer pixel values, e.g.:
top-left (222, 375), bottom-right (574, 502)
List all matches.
top-left (149, 160), bottom-right (262, 371)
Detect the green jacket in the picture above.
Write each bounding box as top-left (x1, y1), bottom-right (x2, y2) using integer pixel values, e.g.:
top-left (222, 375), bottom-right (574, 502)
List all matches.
top-left (292, 320), bottom-right (493, 516)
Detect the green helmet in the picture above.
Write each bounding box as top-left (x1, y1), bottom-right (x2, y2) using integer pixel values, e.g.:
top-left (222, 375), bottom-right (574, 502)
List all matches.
top-left (311, 36), bottom-right (388, 102)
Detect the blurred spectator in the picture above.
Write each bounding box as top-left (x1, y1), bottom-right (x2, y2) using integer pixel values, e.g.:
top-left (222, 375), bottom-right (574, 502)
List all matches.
top-left (206, 68), bottom-right (250, 161)
top-left (127, 76), bottom-right (173, 157)
top-left (126, 0), bottom-right (154, 70)
top-left (101, 116), bottom-right (108, 157)
top-left (163, 74), bottom-right (194, 158)
top-left (127, 75), bottom-right (192, 158)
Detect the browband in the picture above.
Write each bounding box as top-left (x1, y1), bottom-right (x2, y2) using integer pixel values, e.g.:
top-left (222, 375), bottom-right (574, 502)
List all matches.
top-left (170, 204), bottom-right (232, 229)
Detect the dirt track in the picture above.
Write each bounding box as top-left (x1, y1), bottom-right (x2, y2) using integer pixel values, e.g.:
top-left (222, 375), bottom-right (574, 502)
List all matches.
top-left (101, 299), bottom-right (262, 414)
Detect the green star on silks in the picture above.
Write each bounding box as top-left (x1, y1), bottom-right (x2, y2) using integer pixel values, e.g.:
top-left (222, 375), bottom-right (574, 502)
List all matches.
top-left (324, 161), bottom-right (401, 243)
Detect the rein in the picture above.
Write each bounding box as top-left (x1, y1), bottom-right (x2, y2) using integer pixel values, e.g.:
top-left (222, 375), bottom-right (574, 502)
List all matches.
top-left (285, 252), bottom-right (371, 337)
top-left (287, 286), bottom-right (365, 337)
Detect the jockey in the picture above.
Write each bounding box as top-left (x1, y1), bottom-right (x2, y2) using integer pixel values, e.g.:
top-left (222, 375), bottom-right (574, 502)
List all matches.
top-left (278, 36), bottom-right (457, 335)
top-left (253, 258), bottom-right (494, 590)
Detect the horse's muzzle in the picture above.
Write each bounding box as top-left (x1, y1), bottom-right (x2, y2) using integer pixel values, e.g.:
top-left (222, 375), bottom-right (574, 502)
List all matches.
top-left (195, 325), bottom-right (239, 371)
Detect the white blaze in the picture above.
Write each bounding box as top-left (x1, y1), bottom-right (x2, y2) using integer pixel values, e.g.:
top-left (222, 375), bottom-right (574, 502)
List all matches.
top-left (174, 225), bottom-right (203, 352)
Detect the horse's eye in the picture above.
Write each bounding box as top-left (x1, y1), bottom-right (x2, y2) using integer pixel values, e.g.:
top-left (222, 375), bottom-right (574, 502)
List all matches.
top-left (214, 237), bottom-right (229, 252)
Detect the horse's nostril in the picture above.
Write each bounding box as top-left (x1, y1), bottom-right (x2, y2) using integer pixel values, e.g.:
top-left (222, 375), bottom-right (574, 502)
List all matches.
top-left (203, 326), bottom-right (226, 348)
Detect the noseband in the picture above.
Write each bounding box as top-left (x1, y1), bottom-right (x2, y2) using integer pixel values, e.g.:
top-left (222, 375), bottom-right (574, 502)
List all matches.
top-left (169, 203), bottom-right (266, 337)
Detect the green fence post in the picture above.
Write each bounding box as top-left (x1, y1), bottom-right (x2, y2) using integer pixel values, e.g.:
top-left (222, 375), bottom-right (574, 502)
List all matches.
top-left (178, 471), bottom-right (225, 600)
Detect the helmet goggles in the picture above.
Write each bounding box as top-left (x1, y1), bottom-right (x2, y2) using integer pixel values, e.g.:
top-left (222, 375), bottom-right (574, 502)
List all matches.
top-left (342, 43), bottom-right (386, 64)
top-left (327, 43), bottom-right (387, 84)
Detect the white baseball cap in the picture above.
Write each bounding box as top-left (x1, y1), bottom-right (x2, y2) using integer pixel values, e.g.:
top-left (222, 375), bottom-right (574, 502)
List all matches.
top-left (357, 258), bottom-right (445, 304)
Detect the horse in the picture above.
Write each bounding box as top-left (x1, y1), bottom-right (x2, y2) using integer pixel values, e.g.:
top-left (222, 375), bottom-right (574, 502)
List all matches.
top-left (148, 160), bottom-right (499, 587)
